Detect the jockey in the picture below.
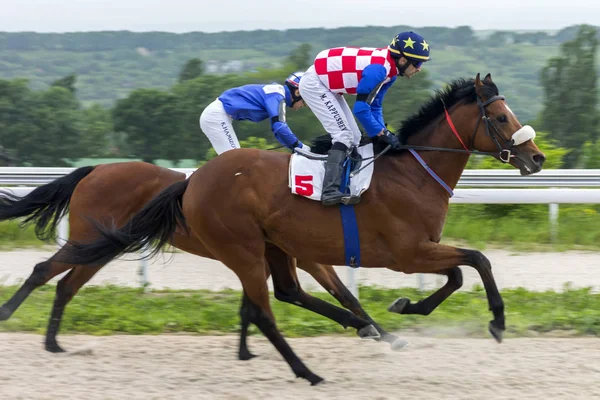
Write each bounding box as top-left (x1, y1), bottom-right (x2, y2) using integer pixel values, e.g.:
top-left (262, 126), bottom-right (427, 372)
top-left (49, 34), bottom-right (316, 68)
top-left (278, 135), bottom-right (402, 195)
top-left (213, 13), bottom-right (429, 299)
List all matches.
top-left (200, 72), bottom-right (307, 155)
top-left (299, 31), bottom-right (431, 206)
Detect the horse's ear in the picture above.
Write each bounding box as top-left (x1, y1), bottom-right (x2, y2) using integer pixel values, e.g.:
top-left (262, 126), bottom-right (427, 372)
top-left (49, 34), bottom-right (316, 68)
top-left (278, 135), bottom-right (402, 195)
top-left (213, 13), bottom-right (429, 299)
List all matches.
top-left (483, 73), bottom-right (493, 83)
top-left (475, 73), bottom-right (483, 87)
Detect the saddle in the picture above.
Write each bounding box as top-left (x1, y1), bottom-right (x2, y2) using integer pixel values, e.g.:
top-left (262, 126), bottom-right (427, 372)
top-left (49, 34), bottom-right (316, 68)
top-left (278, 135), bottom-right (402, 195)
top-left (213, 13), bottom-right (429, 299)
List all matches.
top-left (288, 143), bottom-right (375, 201)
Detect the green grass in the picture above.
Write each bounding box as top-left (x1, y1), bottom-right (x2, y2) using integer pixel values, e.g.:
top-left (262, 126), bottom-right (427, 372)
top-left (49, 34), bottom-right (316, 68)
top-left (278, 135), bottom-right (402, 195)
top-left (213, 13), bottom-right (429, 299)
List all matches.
top-left (0, 285), bottom-right (598, 338)
top-left (442, 204), bottom-right (600, 251)
top-left (0, 220), bottom-right (50, 250)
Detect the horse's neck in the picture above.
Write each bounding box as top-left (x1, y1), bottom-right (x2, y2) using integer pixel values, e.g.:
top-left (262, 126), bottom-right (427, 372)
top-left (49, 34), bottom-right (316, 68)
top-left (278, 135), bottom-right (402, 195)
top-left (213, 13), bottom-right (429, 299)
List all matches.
top-left (402, 111), bottom-right (473, 192)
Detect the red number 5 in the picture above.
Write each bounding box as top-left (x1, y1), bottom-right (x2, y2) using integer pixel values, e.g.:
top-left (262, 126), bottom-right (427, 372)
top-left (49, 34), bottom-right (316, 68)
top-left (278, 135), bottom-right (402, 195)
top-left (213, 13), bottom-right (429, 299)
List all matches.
top-left (295, 175), bottom-right (314, 196)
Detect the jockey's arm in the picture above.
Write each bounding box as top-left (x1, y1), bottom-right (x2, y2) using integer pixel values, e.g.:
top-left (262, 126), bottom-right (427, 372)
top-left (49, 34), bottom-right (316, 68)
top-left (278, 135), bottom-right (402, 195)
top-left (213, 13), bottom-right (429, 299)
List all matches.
top-left (353, 64), bottom-right (393, 137)
top-left (264, 91), bottom-right (303, 149)
top-left (370, 78), bottom-right (395, 131)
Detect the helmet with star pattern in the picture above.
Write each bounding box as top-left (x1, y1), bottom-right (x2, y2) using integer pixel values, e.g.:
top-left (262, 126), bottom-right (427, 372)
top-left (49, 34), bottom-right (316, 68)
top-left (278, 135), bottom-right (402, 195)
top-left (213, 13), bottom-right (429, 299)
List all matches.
top-left (388, 31), bottom-right (431, 68)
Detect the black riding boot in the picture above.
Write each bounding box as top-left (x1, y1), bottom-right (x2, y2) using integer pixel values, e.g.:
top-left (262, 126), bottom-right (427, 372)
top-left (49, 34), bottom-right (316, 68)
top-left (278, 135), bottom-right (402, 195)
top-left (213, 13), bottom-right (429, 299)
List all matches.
top-left (321, 148), bottom-right (347, 206)
top-left (321, 144), bottom-right (361, 206)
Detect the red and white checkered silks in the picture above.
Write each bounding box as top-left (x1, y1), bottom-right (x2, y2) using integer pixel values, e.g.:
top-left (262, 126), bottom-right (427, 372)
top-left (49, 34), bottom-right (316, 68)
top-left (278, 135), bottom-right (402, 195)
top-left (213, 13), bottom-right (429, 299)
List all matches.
top-left (313, 47), bottom-right (398, 95)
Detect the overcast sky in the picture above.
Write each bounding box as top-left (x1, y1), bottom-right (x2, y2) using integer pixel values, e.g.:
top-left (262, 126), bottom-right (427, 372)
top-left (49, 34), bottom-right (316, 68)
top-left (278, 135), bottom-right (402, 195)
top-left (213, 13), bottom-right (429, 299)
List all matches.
top-left (2, 0), bottom-right (598, 33)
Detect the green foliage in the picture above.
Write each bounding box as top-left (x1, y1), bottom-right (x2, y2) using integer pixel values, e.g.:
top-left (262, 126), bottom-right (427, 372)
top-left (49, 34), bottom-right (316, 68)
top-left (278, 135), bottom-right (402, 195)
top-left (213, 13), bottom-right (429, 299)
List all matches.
top-left (178, 58), bottom-right (204, 83)
top-left (112, 88), bottom-right (183, 164)
top-left (581, 137), bottom-right (600, 168)
top-left (286, 43), bottom-right (313, 71)
top-left (51, 73), bottom-right (77, 94)
top-left (0, 25), bottom-right (598, 121)
top-left (0, 285), bottom-right (597, 337)
top-left (540, 25), bottom-right (600, 167)
top-left (0, 25), bottom-right (598, 168)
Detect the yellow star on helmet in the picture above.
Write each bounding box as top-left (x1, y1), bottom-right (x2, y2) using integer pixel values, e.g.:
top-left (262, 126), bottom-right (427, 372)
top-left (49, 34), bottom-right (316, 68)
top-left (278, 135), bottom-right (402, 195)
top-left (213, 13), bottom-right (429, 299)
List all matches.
top-left (390, 36), bottom-right (398, 46)
top-left (421, 40), bottom-right (430, 51)
top-left (403, 37), bottom-right (415, 49)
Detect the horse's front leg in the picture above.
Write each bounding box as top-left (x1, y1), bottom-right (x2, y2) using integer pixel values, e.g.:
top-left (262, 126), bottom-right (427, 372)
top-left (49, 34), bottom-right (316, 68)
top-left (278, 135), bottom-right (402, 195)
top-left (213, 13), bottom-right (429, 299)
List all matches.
top-left (391, 242), bottom-right (505, 342)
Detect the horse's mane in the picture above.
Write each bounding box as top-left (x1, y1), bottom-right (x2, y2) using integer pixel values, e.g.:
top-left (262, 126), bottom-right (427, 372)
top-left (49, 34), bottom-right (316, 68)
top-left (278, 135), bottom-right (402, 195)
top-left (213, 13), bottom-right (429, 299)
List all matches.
top-left (310, 77), bottom-right (499, 155)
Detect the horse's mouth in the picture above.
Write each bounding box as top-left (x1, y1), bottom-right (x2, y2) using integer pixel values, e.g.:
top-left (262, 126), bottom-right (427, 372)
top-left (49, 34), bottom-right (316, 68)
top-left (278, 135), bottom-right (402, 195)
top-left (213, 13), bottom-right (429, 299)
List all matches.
top-left (517, 158), bottom-right (543, 176)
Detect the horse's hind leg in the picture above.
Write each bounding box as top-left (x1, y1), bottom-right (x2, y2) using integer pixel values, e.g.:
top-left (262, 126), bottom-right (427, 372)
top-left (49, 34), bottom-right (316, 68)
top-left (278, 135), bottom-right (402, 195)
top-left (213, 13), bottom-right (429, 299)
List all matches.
top-left (44, 263), bottom-right (103, 352)
top-left (388, 267), bottom-right (463, 316)
top-left (238, 264), bottom-right (323, 385)
top-left (266, 248), bottom-right (379, 340)
top-left (295, 259), bottom-right (405, 348)
top-left (238, 292), bottom-right (257, 361)
top-left (0, 259), bottom-right (72, 321)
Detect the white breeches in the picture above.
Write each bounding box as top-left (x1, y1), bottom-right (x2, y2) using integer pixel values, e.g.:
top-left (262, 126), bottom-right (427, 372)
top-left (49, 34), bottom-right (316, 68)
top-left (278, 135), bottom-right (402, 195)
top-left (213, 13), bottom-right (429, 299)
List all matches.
top-left (298, 65), bottom-right (362, 148)
top-left (199, 98), bottom-right (241, 155)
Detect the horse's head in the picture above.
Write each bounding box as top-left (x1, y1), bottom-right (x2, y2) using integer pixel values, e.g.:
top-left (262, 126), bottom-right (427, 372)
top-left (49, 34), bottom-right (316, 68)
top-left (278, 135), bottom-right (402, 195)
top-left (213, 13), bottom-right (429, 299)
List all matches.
top-left (472, 73), bottom-right (545, 175)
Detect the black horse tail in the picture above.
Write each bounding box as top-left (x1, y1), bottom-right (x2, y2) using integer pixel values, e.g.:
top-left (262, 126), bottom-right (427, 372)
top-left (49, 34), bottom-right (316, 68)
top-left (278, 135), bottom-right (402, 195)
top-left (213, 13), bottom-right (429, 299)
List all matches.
top-left (56, 179), bottom-right (190, 268)
top-left (0, 166), bottom-right (96, 241)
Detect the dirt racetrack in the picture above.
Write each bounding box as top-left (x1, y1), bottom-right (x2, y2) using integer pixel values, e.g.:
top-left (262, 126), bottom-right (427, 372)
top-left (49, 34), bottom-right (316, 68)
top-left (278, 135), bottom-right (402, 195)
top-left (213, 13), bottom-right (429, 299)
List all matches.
top-left (1, 248), bottom-right (599, 399)
top-left (1, 333), bottom-right (599, 400)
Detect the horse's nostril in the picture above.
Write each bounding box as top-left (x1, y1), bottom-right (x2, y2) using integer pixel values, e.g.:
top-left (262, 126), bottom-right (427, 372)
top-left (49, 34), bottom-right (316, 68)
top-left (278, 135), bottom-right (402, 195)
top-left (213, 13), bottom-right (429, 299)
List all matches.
top-left (533, 153), bottom-right (546, 165)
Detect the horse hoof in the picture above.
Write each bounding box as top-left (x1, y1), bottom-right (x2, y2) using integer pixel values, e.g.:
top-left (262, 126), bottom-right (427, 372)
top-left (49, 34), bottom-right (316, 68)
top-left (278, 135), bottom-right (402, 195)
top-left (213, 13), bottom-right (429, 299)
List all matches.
top-left (390, 338), bottom-right (410, 351)
top-left (238, 351), bottom-right (258, 361)
top-left (488, 320), bottom-right (504, 343)
top-left (357, 324), bottom-right (380, 340)
top-left (0, 306), bottom-right (11, 321)
top-left (387, 298), bottom-right (410, 314)
top-left (45, 342), bottom-right (66, 353)
top-left (308, 374), bottom-right (325, 386)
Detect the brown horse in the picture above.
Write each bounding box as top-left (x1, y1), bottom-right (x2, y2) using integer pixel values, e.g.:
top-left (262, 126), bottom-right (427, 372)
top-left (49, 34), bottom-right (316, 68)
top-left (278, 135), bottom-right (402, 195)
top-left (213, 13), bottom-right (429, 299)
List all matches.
top-left (0, 162), bottom-right (399, 356)
top-left (56, 74), bottom-right (545, 385)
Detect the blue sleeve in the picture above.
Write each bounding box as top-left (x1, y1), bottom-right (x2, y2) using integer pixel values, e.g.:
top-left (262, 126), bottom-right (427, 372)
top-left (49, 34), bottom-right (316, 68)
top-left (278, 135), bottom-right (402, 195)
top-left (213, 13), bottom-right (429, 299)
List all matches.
top-left (371, 76), bottom-right (396, 128)
top-left (353, 64), bottom-right (390, 137)
top-left (264, 91), bottom-right (301, 148)
top-left (272, 121), bottom-right (301, 148)
top-left (263, 91), bottom-right (283, 119)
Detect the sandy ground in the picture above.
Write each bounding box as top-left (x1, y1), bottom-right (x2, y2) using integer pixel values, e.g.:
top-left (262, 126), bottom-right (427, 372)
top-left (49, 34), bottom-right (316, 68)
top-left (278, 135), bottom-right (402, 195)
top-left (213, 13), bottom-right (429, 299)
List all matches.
top-left (0, 333), bottom-right (599, 400)
top-left (0, 248), bottom-right (598, 293)
top-left (0, 250), bottom-right (599, 398)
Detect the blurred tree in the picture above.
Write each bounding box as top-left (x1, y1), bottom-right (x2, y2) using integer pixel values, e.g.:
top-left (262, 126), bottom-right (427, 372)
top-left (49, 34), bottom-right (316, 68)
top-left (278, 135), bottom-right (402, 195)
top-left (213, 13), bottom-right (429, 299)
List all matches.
top-left (51, 74), bottom-right (77, 94)
top-left (581, 138), bottom-right (600, 168)
top-left (178, 58), bottom-right (205, 83)
top-left (77, 104), bottom-right (114, 158)
top-left (22, 86), bottom-right (83, 166)
top-left (540, 25), bottom-right (599, 167)
top-left (113, 88), bottom-right (182, 164)
top-left (286, 43), bottom-right (313, 71)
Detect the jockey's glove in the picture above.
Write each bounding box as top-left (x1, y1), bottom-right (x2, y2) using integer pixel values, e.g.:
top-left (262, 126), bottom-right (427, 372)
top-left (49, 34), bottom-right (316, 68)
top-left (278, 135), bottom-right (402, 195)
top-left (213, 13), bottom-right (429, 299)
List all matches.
top-left (379, 129), bottom-right (401, 150)
top-left (291, 141), bottom-right (310, 152)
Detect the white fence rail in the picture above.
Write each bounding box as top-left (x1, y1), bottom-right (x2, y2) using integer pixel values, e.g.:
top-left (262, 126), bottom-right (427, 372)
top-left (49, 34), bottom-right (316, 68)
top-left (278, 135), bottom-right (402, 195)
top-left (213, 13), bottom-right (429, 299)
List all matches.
top-left (1, 168), bottom-right (599, 296)
top-left (0, 167), bottom-right (599, 187)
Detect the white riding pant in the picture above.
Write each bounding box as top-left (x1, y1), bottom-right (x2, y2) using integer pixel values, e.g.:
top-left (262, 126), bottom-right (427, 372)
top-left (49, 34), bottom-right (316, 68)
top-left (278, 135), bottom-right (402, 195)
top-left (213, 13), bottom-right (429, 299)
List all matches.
top-left (199, 98), bottom-right (241, 155)
top-left (299, 65), bottom-right (362, 149)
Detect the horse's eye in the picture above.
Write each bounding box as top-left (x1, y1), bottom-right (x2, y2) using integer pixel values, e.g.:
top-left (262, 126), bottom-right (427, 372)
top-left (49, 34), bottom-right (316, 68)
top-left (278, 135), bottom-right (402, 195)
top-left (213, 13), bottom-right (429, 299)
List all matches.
top-left (497, 115), bottom-right (508, 123)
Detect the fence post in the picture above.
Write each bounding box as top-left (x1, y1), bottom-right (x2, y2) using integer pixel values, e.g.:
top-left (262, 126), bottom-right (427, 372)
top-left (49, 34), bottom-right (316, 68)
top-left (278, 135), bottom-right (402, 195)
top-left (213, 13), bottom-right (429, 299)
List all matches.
top-left (347, 267), bottom-right (358, 299)
top-left (138, 244), bottom-right (151, 291)
top-left (549, 203), bottom-right (559, 243)
top-left (56, 214), bottom-right (69, 248)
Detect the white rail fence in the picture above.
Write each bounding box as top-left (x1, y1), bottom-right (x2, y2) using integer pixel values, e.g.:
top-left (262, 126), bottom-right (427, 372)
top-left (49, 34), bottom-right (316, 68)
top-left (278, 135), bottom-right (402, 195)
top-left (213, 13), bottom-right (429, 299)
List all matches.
top-left (1, 168), bottom-right (599, 296)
